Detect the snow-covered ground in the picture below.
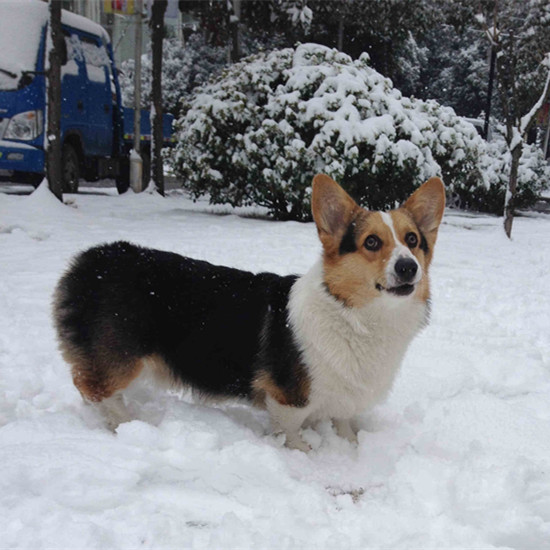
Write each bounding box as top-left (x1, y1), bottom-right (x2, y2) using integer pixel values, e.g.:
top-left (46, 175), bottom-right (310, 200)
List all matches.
top-left (1, 182), bottom-right (549, 549)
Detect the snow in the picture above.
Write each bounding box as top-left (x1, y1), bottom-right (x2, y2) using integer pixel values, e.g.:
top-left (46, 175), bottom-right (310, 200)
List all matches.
top-left (0, 139), bottom-right (37, 151)
top-left (0, 1), bottom-right (45, 89)
top-left (1, 183), bottom-right (550, 548)
top-left (0, 0), bottom-right (110, 90)
top-left (129, 148), bottom-right (142, 161)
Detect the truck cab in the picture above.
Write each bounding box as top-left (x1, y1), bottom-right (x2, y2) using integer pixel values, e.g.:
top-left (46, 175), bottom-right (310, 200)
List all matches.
top-left (0, 1), bottom-right (172, 193)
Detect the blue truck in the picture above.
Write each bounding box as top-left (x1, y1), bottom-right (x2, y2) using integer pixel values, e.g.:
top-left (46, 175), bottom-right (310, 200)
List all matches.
top-left (0, 1), bottom-right (173, 193)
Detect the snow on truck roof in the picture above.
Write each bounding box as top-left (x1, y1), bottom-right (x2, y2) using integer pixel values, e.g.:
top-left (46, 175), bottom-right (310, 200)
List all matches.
top-left (0, 0), bottom-right (110, 87)
top-left (0, 0), bottom-right (110, 45)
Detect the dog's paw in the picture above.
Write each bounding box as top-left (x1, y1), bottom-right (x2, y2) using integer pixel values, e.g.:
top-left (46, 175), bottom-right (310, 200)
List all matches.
top-left (333, 418), bottom-right (358, 444)
top-left (284, 433), bottom-right (312, 452)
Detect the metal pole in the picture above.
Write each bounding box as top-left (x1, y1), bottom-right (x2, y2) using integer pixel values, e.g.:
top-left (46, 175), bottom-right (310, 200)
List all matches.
top-left (130, 0), bottom-right (143, 192)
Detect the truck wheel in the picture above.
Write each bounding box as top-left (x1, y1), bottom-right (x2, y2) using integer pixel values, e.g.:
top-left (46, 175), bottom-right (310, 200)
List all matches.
top-left (62, 143), bottom-right (80, 193)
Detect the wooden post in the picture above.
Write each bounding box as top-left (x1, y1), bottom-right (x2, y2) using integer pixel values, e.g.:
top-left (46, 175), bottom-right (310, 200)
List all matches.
top-left (46, 0), bottom-right (63, 201)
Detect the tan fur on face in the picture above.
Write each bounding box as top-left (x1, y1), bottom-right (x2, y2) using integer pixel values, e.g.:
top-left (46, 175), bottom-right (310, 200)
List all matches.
top-left (384, 209), bottom-right (431, 302)
top-left (401, 176), bottom-right (445, 257)
top-left (312, 175), bottom-right (445, 308)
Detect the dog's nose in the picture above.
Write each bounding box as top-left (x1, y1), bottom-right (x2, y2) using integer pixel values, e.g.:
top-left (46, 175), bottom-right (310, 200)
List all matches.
top-left (395, 257), bottom-right (418, 282)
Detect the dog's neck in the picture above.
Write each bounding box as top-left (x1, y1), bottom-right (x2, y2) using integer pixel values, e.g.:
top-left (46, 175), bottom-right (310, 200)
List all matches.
top-left (290, 260), bottom-right (427, 334)
top-left (286, 260), bottom-right (428, 415)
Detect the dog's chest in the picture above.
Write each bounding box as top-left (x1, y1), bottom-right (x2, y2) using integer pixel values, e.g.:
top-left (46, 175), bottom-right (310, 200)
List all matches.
top-left (288, 269), bottom-right (426, 420)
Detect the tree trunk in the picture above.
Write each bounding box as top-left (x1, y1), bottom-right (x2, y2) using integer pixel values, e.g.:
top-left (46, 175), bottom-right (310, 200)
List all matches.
top-left (46, 0), bottom-right (63, 201)
top-left (483, 44), bottom-right (496, 141)
top-left (150, 0), bottom-right (167, 196)
top-left (337, 16), bottom-right (344, 51)
top-left (229, 0), bottom-right (241, 63)
top-left (503, 142), bottom-right (523, 239)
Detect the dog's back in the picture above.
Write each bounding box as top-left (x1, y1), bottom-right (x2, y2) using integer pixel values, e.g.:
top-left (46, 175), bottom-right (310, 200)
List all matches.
top-left (53, 241), bottom-right (299, 404)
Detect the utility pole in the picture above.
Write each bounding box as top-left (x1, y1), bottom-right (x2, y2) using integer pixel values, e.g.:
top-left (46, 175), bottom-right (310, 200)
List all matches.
top-left (130, 0), bottom-right (143, 192)
top-left (46, 0), bottom-right (63, 201)
top-left (150, 0), bottom-right (168, 195)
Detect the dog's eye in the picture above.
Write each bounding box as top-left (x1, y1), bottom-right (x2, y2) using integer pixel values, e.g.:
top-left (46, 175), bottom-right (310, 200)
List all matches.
top-left (405, 232), bottom-right (418, 248)
top-left (364, 235), bottom-right (382, 251)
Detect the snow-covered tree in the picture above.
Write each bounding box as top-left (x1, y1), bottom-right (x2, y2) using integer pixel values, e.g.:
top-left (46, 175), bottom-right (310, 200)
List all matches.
top-left (419, 25), bottom-right (489, 118)
top-left (119, 34), bottom-right (227, 115)
top-left (119, 30), bottom-right (284, 116)
top-left (306, 0), bottom-right (439, 84)
top-left (478, 0), bottom-right (550, 237)
top-left (170, 44), bottom-right (487, 220)
top-left (452, 124), bottom-right (550, 213)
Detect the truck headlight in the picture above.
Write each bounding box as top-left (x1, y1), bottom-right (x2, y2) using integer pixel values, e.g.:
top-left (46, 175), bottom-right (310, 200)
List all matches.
top-left (4, 110), bottom-right (43, 141)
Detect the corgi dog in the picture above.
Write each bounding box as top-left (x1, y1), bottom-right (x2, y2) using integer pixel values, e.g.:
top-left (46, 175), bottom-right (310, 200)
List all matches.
top-left (53, 175), bottom-right (445, 451)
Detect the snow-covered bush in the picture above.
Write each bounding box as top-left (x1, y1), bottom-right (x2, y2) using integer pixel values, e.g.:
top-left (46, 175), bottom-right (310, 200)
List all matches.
top-left (169, 43), bottom-right (487, 220)
top-left (451, 127), bottom-right (550, 213)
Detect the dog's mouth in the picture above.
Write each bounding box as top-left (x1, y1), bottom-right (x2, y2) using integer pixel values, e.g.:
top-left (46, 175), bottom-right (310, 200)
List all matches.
top-left (376, 283), bottom-right (415, 297)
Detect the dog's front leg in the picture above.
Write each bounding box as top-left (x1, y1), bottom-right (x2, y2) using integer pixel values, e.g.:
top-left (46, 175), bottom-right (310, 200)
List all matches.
top-left (333, 418), bottom-right (358, 444)
top-left (266, 396), bottom-right (312, 452)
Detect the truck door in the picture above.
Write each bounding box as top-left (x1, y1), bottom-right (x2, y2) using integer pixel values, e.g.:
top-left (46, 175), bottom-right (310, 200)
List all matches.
top-left (80, 34), bottom-right (113, 157)
top-left (61, 31), bottom-right (89, 151)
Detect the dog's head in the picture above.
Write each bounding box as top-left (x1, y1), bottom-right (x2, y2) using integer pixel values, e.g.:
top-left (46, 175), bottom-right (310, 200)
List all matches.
top-left (311, 174), bottom-right (445, 308)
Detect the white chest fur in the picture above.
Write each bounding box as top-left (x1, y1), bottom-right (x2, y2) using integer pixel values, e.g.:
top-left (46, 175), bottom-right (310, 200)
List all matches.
top-left (288, 262), bottom-right (427, 421)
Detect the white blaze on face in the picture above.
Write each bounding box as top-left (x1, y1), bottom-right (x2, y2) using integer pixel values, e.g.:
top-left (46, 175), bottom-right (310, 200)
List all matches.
top-left (380, 212), bottom-right (422, 288)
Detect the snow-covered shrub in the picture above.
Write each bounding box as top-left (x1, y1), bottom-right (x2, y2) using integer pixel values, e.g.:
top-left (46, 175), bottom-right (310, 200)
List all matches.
top-left (450, 126), bottom-right (550, 213)
top-left (170, 43), bottom-right (487, 220)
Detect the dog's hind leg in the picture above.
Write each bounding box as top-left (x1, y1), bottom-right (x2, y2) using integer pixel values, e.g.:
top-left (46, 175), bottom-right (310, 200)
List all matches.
top-left (86, 393), bottom-right (131, 431)
top-left (70, 356), bottom-right (144, 431)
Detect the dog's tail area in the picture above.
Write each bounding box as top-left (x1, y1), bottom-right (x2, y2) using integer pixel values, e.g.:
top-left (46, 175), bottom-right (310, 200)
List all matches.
top-left (53, 270), bottom-right (144, 397)
top-left (52, 245), bottom-right (152, 428)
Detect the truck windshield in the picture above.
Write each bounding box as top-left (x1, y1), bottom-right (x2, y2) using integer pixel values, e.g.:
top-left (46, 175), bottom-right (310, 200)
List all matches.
top-left (0, 3), bottom-right (44, 91)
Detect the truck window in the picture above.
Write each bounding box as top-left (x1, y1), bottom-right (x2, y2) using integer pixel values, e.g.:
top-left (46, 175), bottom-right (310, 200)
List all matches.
top-left (80, 35), bottom-right (109, 84)
top-left (63, 33), bottom-right (83, 78)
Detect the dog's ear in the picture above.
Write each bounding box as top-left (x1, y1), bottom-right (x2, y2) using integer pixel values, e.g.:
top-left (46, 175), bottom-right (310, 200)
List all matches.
top-left (312, 175), bottom-right (359, 249)
top-left (403, 177), bottom-right (445, 240)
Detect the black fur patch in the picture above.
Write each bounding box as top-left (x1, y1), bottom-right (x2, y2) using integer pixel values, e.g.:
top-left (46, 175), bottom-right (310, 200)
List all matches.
top-left (54, 241), bottom-right (305, 401)
top-left (339, 220), bottom-right (357, 254)
top-left (420, 232), bottom-right (429, 253)
top-left (255, 274), bottom-right (309, 407)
